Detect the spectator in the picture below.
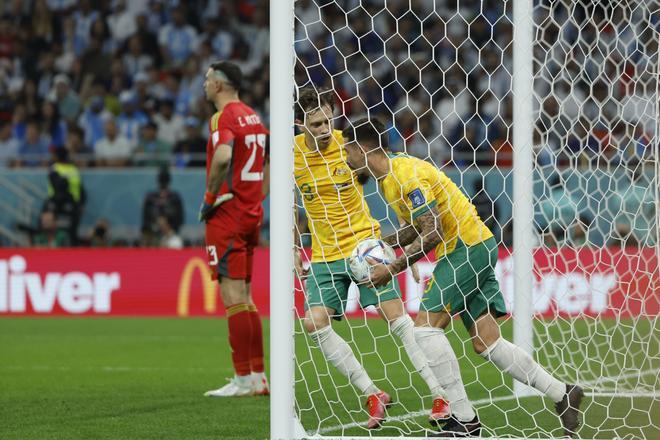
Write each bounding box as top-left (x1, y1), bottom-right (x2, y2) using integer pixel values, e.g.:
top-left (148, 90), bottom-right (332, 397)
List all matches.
top-left (141, 166), bottom-right (184, 245)
top-left (0, 16), bottom-right (14, 59)
top-left (50, 74), bottom-right (81, 124)
top-left (173, 116), bottom-right (206, 167)
top-left (116, 90), bottom-right (148, 147)
top-left (44, 148), bottom-right (85, 245)
top-left (122, 35), bottom-right (154, 77)
top-left (153, 99), bottom-right (184, 148)
top-left (80, 37), bottom-right (112, 84)
top-left (61, 14), bottom-right (85, 59)
top-left (31, 0), bottom-right (55, 47)
top-left (33, 211), bottom-right (70, 248)
top-left (158, 6), bottom-right (198, 68)
top-left (72, 0), bottom-right (99, 55)
top-left (157, 215), bottom-right (183, 249)
top-left (18, 119), bottom-right (50, 167)
top-left (41, 100), bottom-right (68, 148)
top-left (65, 126), bottom-right (93, 167)
top-left (94, 118), bottom-right (133, 166)
top-left (0, 119), bottom-right (20, 167)
top-left (108, 0), bottom-right (137, 44)
top-left (78, 95), bottom-right (112, 149)
top-left (134, 121), bottom-right (170, 166)
top-left (205, 18), bottom-right (234, 59)
top-left (133, 13), bottom-right (161, 66)
top-left (11, 103), bottom-right (27, 141)
top-left (36, 52), bottom-right (56, 99)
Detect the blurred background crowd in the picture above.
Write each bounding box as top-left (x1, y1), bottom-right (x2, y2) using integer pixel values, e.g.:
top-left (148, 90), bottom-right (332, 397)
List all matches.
top-left (0, 0), bottom-right (656, 249)
top-left (0, 0), bottom-right (269, 169)
top-left (295, 0), bottom-right (657, 169)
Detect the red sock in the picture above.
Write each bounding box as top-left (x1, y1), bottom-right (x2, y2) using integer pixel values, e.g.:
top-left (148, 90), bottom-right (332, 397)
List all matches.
top-left (248, 304), bottom-right (265, 373)
top-left (226, 303), bottom-right (252, 376)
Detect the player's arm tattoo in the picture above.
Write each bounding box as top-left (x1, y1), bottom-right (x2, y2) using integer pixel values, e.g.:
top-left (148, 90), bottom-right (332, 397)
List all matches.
top-left (206, 144), bottom-right (232, 194)
top-left (389, 207), bottom-right (443, 274)
top-left (382, 222), bottom-right (418, 248)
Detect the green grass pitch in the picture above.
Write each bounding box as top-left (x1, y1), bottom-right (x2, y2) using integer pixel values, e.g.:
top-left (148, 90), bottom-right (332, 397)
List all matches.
top-left (1, 317), bottom-right (657, 439)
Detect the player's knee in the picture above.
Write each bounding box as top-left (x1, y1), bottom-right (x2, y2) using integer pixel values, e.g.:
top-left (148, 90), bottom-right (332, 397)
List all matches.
top-left (304, 308), bottom-right (331, 333)
top-left (472, 337), bottom-right (489, 354)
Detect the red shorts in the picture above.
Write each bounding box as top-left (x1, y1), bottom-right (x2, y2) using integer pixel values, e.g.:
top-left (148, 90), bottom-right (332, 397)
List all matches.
top-left (205, 221), bottom-right (260, 281)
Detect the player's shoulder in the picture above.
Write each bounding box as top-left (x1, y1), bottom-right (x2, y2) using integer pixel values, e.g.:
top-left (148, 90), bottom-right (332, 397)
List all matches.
top-left (294, 133), bottom-right (306, 152)
top-left (391, 153), bottom-right (438, 182)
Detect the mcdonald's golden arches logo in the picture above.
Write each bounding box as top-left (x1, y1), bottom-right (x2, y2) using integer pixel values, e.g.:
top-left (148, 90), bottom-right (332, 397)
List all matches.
top-left (177, 257), bottom-right (217, 316)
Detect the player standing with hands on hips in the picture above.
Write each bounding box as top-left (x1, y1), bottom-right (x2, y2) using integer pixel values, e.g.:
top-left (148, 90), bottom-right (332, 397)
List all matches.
top-left (200, 61), bottom-right (270, 398)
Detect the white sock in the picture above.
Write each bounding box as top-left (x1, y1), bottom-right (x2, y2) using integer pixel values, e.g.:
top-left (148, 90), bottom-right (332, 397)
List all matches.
top-left (415, 326), bottom-right (476, 421)
top-left (234, 374), bottom-right (252, 388)
top-left (309, 325), bottom-right (379, 396)
top-left (251, 372), bottom-right (268, 387)
top-left (480, 338), bottom-right (566, 403)
top-left (390, 315), bottom-right (446, 399)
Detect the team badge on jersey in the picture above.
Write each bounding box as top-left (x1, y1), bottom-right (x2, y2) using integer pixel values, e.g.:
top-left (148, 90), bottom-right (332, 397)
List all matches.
top-left (333, 166), bottom-right (350, 176)
top-left (408, 189), bottom-right (426, 208)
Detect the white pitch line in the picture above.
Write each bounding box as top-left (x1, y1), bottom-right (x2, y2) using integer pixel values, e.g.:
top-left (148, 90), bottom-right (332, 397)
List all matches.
top-left (587, 391), bottom-right (659, 398)
top-left (315, 368), bottom-right (660, 436)
top-left (579, 368), bottom-right (660, 387)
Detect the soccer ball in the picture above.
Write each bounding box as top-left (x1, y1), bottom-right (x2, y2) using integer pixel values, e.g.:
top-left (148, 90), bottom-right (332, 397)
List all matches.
top-left (349, 238), bottom-right (396, 282)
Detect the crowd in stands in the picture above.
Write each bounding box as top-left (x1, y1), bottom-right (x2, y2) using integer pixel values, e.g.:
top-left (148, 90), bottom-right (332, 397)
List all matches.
top-left (0, 0), bottom-right (269, 168)
top-left (294, 0), bottom-right (657, 168)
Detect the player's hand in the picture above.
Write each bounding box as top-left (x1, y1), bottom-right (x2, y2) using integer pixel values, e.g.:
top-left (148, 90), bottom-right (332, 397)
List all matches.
top-left (294, 249), bottom-right (310, 280)
top-left (198, 192), bottom-right (234, 222)
top-left (369, 263), bottom-right (393, 288)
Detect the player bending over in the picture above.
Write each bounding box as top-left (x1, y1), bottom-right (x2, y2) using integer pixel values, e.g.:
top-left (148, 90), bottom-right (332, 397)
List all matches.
top-left (343, 118), bottom-right (584, 437)
top-left (294, 86), bottom-right (451, 429)
top-left (200, 61), bottom-right (269, 397)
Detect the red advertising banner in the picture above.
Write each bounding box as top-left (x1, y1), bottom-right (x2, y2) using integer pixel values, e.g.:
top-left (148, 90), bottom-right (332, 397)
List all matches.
top-left (0, 247), bottom-right (657, 317)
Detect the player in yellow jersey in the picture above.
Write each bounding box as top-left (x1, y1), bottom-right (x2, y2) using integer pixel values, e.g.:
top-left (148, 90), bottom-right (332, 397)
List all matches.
top-left (294, 87), bottom-right (450, 429)
top-left (343, 118), bottom-right (584, 438)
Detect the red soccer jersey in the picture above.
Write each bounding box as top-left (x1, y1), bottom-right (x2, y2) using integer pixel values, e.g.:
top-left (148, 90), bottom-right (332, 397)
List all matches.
top-left (206, 101), bottom-right (268, 226)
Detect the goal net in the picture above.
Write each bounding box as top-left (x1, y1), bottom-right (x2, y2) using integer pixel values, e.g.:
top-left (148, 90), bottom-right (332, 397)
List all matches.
top-left (277, 0), bottom-right (659, 438)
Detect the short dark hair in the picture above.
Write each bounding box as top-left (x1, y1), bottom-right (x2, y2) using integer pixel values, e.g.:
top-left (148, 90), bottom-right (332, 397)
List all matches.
top-left (210, 61), bottom-right (242, 90)
top-left (342, 118), bottom-right (389, 151)
top-left (295, 86), bottom-right (335, 121)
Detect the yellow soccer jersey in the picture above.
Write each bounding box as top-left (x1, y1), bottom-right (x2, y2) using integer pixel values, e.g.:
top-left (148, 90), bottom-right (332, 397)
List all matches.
top-left (380, 153), bottom-right (493, 258)
top-left (294, 130), bottom-right (380, 262)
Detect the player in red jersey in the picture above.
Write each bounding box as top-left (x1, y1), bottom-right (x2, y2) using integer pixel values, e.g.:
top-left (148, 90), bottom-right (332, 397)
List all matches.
top-left (199, 61), bottom-right (269, 398)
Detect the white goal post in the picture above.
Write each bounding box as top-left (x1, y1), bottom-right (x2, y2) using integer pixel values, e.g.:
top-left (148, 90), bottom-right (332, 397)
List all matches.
top-left (270, 0), bottom-right (658, 439)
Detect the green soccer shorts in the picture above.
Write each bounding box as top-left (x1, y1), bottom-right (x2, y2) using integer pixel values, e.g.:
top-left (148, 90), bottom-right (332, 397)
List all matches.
top-left (420, 237), bottom-right (507, 329)
top-left (304, 258), bottom-right (402, 320)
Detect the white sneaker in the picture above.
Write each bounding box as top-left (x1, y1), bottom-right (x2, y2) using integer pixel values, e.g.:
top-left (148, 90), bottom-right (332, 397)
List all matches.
top-left (251, 372), bottom-right (270, 396)
top-left (204, 375), bottom-right (254, 397)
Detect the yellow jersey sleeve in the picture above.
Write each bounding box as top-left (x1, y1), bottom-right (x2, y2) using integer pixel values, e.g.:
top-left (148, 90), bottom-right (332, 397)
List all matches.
top-left (383, 154), bottom-right (493, 258)
top-left (383, 154), bottom-right (437, 225)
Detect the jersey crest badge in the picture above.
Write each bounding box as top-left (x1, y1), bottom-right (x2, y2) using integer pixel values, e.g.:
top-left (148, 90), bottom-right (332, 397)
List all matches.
top-left (408, 189), bottom-right (426, 209)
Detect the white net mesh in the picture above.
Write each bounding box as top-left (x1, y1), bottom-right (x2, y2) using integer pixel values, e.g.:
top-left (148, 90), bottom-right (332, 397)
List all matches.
top-left (292, 0), bottom-right (658, 437)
